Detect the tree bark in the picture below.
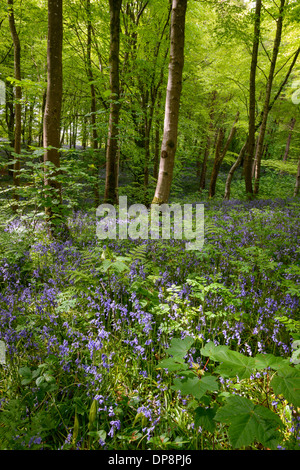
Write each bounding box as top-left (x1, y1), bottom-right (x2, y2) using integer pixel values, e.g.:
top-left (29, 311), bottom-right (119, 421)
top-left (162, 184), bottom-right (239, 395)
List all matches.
top-left (294, 156), bottom-right (300, 197)
top-left (253, 0), bottom-right (285, 195)
top-left (8, 0), bottom-right (21, 207)
top-left (104, 0), bottom-right (122, 205)
top-left (153, 114), bottom-right (160, 181)
top-left (86, 0), bottom-right (100, 206)
top-left (209, 111), bottom-right (239, 198)
top-left (199, 90), bottom-right (217, 191)
top-left (43, 0), bottom-right (66, 237)
top-left (224, 141), bottom-right (248, 200)
top-left (225, 46), bottom-right (299, 200)
top-left (26, 98), bottom-right (35, 148)
top-left (244, 0), bottom-right (261, 199)
top-left (86, 0), bottom-right (98, 151)
top-left (152, 0), bottom-right (187, 204)
top-left (283, 117), bottom-right (296, 162)
top-left (5, 79), bottom-right (14, 149)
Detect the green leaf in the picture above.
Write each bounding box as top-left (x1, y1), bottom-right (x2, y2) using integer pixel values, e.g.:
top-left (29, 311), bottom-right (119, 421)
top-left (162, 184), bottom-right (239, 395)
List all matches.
top-left (157, 357), bottom-right (189, 372)
top-left (215, 396), bottom-right (283, 449)
top-left (87, 429), bottom-right (107, 441)
top-left (19, 366), bottom-right (32, 378)
top-left (171, 374), bottom-right (219, 400)
top-left (19, 366), bottom-right (32, 384)
top-left (166, 336), bottom-right (194, 360)
top-left (254, 353), bottom-right (291, 371)
top-left (36, 376), bottom-right (45, 387)
top-left (271, 368), bottom-right (300, 407)
top-left (201, 341), bottom-right (230, 358)
top-left (194, 406), bottom-right (217, 433)
top-left (201, 343), bottom-right (256, 379)
top-left (112, 260), bottom-right (130, 272)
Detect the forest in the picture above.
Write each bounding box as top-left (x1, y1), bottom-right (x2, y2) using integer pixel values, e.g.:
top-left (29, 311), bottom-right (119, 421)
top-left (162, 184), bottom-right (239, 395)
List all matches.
top-left (0, 0), bottom-right (299, 452)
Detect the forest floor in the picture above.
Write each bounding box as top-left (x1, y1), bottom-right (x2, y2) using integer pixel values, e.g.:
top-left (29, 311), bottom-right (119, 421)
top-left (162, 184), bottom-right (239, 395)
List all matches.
top-left (0, 172), bottom-right (299, 451)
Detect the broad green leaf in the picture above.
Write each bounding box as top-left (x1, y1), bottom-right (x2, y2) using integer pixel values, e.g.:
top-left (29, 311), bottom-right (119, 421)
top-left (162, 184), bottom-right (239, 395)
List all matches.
top-left (215, 396), bottom-right (282, 449)
top-left (172, 374), bottom-right (219, 400)
top-left (19, 366), bottom-right (33, 384)
top-left (271, 369), bottom-right (300, 407)
top-left (194, 406), bottom-right (217, 433)
top-left (19, 366), bottom-right (32, 378)
top-left (201, 343), bottom-right (256, 379)
top-left (200, 342), bottom-right (230, 359)
top-left (36, 376), bottom-right (45, 387)
top-left (254, 353), bottom-right (291, 371)
top-left (157, 357), bottom-right (188, 372)
top-left (166, 336), bottom-right (194, 360)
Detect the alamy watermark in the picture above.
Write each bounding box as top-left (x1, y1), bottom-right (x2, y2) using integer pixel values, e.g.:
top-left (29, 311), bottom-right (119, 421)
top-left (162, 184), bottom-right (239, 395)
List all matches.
top-left (0, 80), bottom-right (5, 106)
top-left (96, 196), bottom-right (204, 251)
top-left (291, 80), bottom-right (300, 105)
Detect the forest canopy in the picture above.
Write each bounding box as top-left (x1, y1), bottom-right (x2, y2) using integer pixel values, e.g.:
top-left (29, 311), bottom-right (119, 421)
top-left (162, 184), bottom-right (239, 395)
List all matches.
top-left (0, 0), bottom-right (299, 217)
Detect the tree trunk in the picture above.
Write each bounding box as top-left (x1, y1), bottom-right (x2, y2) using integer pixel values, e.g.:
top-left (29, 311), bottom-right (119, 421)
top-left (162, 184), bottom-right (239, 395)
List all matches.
top-left (283, 117), bottom-right (296, 162)
top-left (86, 0), bottom-right (98, 151)
top-left (199, 90), bottom-right (217, 191)
top-left (104, 0), bottom-right (122, 205)
top-left (27, 98), bottom-right (35, 148)
top-left (43, 0), bottom-right (66, 238)
top-left (152, 0), bottom-right (187, 204)
top-left (153, 118), bottom-right (160, 180)
top-left (86, 0), bottom-right (100, 206)
top-left (226, 45), bottom-right (299, 200)
top-left (244, 0), bottom-right (261, 199)
top-left (38, 89), bottom-right (47, 146)
top-left (8, 0), bottom-right (21, 207)
top-left (225, 47), bottom-right (299, 200)
top-left (294, 156), bottom-right (300, 197)
top-left (209, 111), bottom-right (239, 198)
top-left (5, 79), bottom-right (14, 149)
top-left (224, 141), bottom-right (247, 200)
top-left (254, 0), bottom-right (285, 195)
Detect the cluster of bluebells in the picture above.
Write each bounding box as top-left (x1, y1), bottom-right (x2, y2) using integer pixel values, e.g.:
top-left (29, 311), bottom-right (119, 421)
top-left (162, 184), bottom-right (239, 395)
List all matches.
top-left (0, 198), bottom-right (299, 449)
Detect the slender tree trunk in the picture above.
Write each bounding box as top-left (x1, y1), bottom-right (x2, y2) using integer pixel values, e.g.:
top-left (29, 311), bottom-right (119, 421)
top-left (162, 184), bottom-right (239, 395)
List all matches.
top-left (209, 111), bottom-right (239, 198)
top-left (244, 0), bottom-right (261, 198)
top-left (152, 0), bottom-right (187, 204)
top-left (38, 89), bottom-right (47, 146)
top-left (104, 0), bottom-right (122, 205)
top-left (153, 118), bottom-right (160, 180)
top-left (8, 0), bottom-right (21, 207)
top-left (209, 127), bottom-right (224, 198)
top-left (27, 98), bottom-right (35, 148)
top-left (224, 141), bottom-right (248, 200)
top-left (283, 117), bottom-right (296, 162)
top-left (5, 79), bottom-right (14, 177)
top-left (225, 47), bottom-right (299, 200)
top-left (294, 156), bottom-right (300, 197)
top-left (87, 0), bottom-right (98, 151)
top-left (226, 46), bottom-right (299, 200)
top-left (199, 91), bottom-right (217, 191)
top-left (254, 0), bottom-right (285, 195)
top-left (86, 0), bottom-right (100, 206)
top-left (82, 115), bottom-right (87, 149)
top-left (43, 0), bottom-right (66, 238)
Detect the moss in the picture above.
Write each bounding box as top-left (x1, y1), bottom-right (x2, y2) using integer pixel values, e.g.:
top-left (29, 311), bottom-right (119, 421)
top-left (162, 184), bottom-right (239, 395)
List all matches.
top-left (152, 197), bottom-right (164, 204)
